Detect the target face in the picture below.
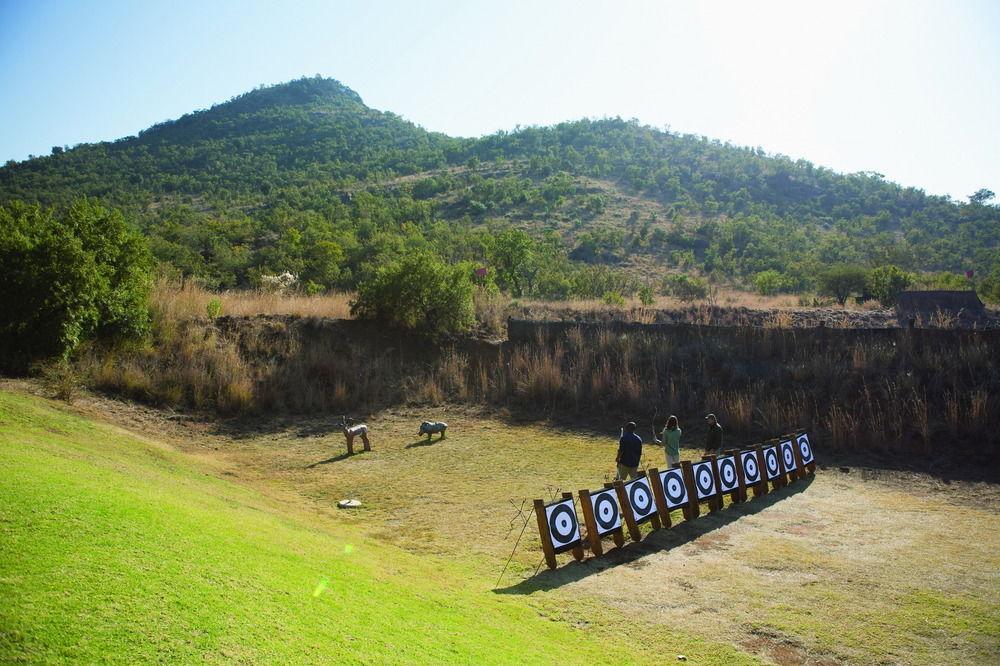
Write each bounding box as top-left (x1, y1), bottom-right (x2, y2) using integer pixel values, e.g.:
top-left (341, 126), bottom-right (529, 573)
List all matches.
top-left (544, 498), bottom-right (580, 549)
top-left (624, 476), bottom-right (656, 523)
top-left (780, 441), bottom-right (797, 471)
top-left (741, 450), bottom-right (761, 484)
top-left (659, 468), bottom-right (688, 508)
top-left (763, 445), bottom-right (781, 479)
top-left (692, 461), bottom-right (717, 500)
top-left (797, 433), bottom-right (814, 464)
top-left (717, 455), bottom-right (739, 492)
top-left (589, 489), bottom-right (621, 536)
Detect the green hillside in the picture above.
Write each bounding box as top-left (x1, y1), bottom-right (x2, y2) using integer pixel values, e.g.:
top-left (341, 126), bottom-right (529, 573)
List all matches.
top-left (0, 389), bottom-right (754, 663)
top-left (1, 76), bottom-right (997, 295)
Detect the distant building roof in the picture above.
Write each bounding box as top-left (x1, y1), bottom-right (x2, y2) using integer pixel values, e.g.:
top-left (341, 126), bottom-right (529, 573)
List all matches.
top-left (895, 290), bottom-right (984, 314)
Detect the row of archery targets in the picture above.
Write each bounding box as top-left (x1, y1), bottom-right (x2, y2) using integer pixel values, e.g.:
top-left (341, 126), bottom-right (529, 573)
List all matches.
top-left (534, 432), bottom-right (817, 569)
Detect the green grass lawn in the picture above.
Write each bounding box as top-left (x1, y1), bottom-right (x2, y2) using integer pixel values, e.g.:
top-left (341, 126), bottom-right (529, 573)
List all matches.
top-left (0, 390), bottom-right (754, 664)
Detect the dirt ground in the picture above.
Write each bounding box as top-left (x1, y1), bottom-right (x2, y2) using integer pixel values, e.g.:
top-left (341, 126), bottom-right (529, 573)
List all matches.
top-left (14, 380), bottom-right (999, 665)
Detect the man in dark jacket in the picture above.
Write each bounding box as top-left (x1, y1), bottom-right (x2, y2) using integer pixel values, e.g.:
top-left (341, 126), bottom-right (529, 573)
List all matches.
top-left (616, 421), bottom-right (643, 480)
top-left (704, 413), bottom-right (723, 453)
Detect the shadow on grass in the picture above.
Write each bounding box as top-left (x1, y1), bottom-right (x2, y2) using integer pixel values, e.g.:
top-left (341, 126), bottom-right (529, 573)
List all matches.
top-left (405, 435), bottom-right (446, 448)
top-left (305, 450), bottom-right (368, 468)
top-left (494, 474), bottom-right (815, 594)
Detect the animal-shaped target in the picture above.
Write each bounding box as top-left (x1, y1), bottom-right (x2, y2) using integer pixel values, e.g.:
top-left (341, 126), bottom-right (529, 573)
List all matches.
top-left (624, 476), bottom-right (657, 524)
top-left (716, 455), bottom-right (739, 492)
top-left (691, 461), bottom-right (717, 500)
top-left (544, 498), bottom-right (581, 551)
top-left (588, 488), bottom-right (622, 536)
top-left (740, 450), bottom-right (761, 484)
top-left (763, 445), bottom-right (781, 480)
top-left (659, 468), bottom-right (689, 508)
top-left (797, 433), bottom-right (814, 464)
top-left (780, 440), bottom-right (797, 472)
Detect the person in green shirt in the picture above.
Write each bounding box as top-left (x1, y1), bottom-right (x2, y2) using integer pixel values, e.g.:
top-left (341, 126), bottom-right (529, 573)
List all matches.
top-left (655, 415), bottom-right (682, 467)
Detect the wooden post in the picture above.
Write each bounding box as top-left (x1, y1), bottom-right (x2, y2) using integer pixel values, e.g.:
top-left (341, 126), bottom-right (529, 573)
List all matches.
top-left (603, 483), bottom-right (626, 547)
top-left (726, 448), bottom-right (747, 503)
top-left (578, 489), bottom-right (602, 556)
top-left (754, 445), bottom-right (769, 496)
top-left (642, 475), bottom-right (663, 531)
top-left (613, 480), bottom-right (642, 542)
top-left (646, 467), bottom-right (673, 528)
top-left (680, 461), bottom-right (700, 520)
top-left (533, 499), bottom-right (557, 570)
top-left (562, 492), bottom-right (585, 562)
top-left (702, 454), bottom-right (723, 513)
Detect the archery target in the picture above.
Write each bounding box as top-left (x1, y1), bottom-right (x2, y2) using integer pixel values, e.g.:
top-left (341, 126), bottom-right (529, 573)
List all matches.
top-left (544, 498), bottom-right (580, 549)
top-left (717, 455), bottom-right (739, 492)
top-left (763, 445), bottom-right (781, 479)
top-left (797, 433), bottom-right (814, 464)
top-left (780, 441), bottom-right (797, 472)
top-left (741, 450), bottom-right (761, 484)
top-left (692, 461), bottom-right (717, 500)
top-left (659, 468), bottom-right (688, 508)
top-left (589, 489), bottom-right (621, 536)
top-left (624, 476), bottom-right (657, 524)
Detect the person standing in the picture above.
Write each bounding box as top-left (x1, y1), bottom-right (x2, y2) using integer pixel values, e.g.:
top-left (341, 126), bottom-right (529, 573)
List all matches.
top-left (616, 421), bottom-right (643, 480)
top-left (704, 413), bottom-right (723, 453)
top-left (655, 415), bottom-right (682, 467)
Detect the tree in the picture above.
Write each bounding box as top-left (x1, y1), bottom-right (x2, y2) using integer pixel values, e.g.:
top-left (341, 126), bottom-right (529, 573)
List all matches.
top-left (484, 228), bottom-right (533, 296)
top-left (968, 188), bottom-right (995, 206)
top-left (867, 265), bottom-right (913, 307)
top-left (752, 270), bottom-right (791, 296)
top-left (351, 251), bottom-right (475, 337)
top-left (0, 199), bottom-right (153, 372)
top-left (819, 265), bottom-right (869, 305)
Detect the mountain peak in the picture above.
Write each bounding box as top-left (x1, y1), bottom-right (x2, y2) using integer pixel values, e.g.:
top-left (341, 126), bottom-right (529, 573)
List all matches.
top-left (218, 76), bottom-right (365, 114)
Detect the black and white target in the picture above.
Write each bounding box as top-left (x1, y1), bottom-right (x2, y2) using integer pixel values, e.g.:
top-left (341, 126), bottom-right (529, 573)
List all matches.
top-left (624, 476), bottom-right (657, 523)
top-left (717, 455), bottom-right (739, 492)
top-left (763, 445), bottom-right (781, 479)
top-left (589, 489), bottom-right (621, 536)
top-left (692, 461), bottom-right (717, 500)
top-left (797, 433), bottom-right (814, 464)
top-left (780, 441), bottom-right (797, 472)
top-left (544, 498), bottom-right (580, 549)
top-left (659, 468), bottom-right (688, 508)
top-left (740, 450), bottom-right (761, 484)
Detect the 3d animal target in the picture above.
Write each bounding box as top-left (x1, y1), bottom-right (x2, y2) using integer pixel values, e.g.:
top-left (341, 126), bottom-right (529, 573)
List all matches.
top-left (589, 488), bottom-right (622, 536)
top-left (740, 450), bottom-right (762, 485)
top-left (780, 440), bottom-right (797, 473)
top-left (692, 460), bottom-right (717, 500)
top-left (659, 468), bottom-right (689, 508)
top-left (544, 498), bottom-right (581, 551)
top-left (797, 433), bottom-right (815, 465)
top-left (624, 476), bottom-right (657, 524)
top-left (763, 445), bottom-right (781, 480)
top-left (716, 455), bottom-right (739, 492)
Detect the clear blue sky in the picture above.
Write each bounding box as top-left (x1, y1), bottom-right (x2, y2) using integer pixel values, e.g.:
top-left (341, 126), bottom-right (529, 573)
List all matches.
top-left (1, 0), bottom-right (997, 200)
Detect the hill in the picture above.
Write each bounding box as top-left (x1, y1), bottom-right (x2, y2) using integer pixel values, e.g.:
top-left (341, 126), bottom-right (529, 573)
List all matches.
top-left (1, 76), bottom-right (998, 295)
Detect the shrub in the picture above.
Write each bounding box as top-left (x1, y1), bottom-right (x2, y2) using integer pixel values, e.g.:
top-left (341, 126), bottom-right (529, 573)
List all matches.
top-left (205, 298), bottom-right (223, 319)
top-left (867, 265), bottom-right (913, 307)
top-left (660, 274), bottom-right (709, 301)
top-left (819, 265), bottom-right (869, 305)
top-left (752, 270), bottom-right (793, 296)
top-left (602, 291), bottom-right (626, 308)
top-left (0, 199), bottom-right (153, 372)
top-left (638, 284), bottom-right (655, 306)
top-left (351, 251), bottom-right (475, 336)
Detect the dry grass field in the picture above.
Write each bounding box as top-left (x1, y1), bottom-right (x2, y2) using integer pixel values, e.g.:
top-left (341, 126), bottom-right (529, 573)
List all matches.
top-left (38, 381), bottom-right (999, 665)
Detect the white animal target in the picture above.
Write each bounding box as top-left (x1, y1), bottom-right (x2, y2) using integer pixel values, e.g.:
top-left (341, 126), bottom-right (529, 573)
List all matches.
top-left (659, 468), bottom-right (689, 508)
top-left (740, 450), bottom-right (761, 484)
top-left (780, 440), bottom-right (797, 472)
top-left (544, 498), bottom-right (581, 550)
top-left (716, 455), bottom-right (739, 492)
top-left (797, 433), bottom-right (814, 464)
top-left (589, 488), bottom-right (622, 536)
top-left (763, 445), bottom-right (781, 480)
top-left (692, 461), bottom-right (717, 500)
top-left (624, 476), bottom-right (657, 523)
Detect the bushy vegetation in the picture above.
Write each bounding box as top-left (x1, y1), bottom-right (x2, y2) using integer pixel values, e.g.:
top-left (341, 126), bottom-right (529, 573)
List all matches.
top-left (0, 199), bottom-right (152, 372)
top-left (2, 77), bottom-right (997, 303)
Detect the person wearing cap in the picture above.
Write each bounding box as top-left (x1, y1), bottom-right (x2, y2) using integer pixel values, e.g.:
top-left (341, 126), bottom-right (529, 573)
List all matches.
top-left (704, 413), bottom-right (723, 453)
top-left (616, 421), bottom-right (643, 480)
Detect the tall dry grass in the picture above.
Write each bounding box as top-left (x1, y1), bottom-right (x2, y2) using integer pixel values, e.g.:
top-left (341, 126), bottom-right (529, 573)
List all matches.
top-left (152, 279), bottom-right (354, 321)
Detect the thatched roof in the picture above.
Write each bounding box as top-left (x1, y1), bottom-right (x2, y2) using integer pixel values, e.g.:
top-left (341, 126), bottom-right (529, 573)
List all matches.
top-left (896, 291), bottom-right (984, 314)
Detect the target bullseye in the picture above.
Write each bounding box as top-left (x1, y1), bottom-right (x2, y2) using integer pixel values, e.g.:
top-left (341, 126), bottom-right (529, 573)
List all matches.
top-left (659, 468), bottom-right (688, 508)
top-left (741, 450), bottom-right (761, 484)
top-left (780, 441), bottom-right (797, 472)
top-left (764, 445), bottom-right (780, 479)
top-left (692, 461), bottom-right (716, 500)
top-left (624, 477), bottom-right (656, 523)
top-left (589, 489), bottom-right (621, 535)
top-left (717, 455), bottom-right (738, 492)
top-left (544, 498), bottom-right (580, 548)
top-left (797, 433), bottom-right (814, 464)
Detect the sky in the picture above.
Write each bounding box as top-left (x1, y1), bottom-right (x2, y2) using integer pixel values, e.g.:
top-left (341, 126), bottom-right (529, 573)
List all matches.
top-left (1, 0), bottom-right (998, 200)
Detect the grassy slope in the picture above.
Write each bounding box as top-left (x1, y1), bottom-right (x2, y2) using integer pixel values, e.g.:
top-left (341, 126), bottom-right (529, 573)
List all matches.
top-left (0, 390), bottom-right (753, 664)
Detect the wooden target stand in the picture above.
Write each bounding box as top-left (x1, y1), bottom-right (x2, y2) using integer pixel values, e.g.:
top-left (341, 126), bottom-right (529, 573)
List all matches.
top-left (533, 492), bottom-right (585, 570)
top-left (578, 485), bottom-right (626, 555)
top-left (613, 477), bottom-right (662, 543)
